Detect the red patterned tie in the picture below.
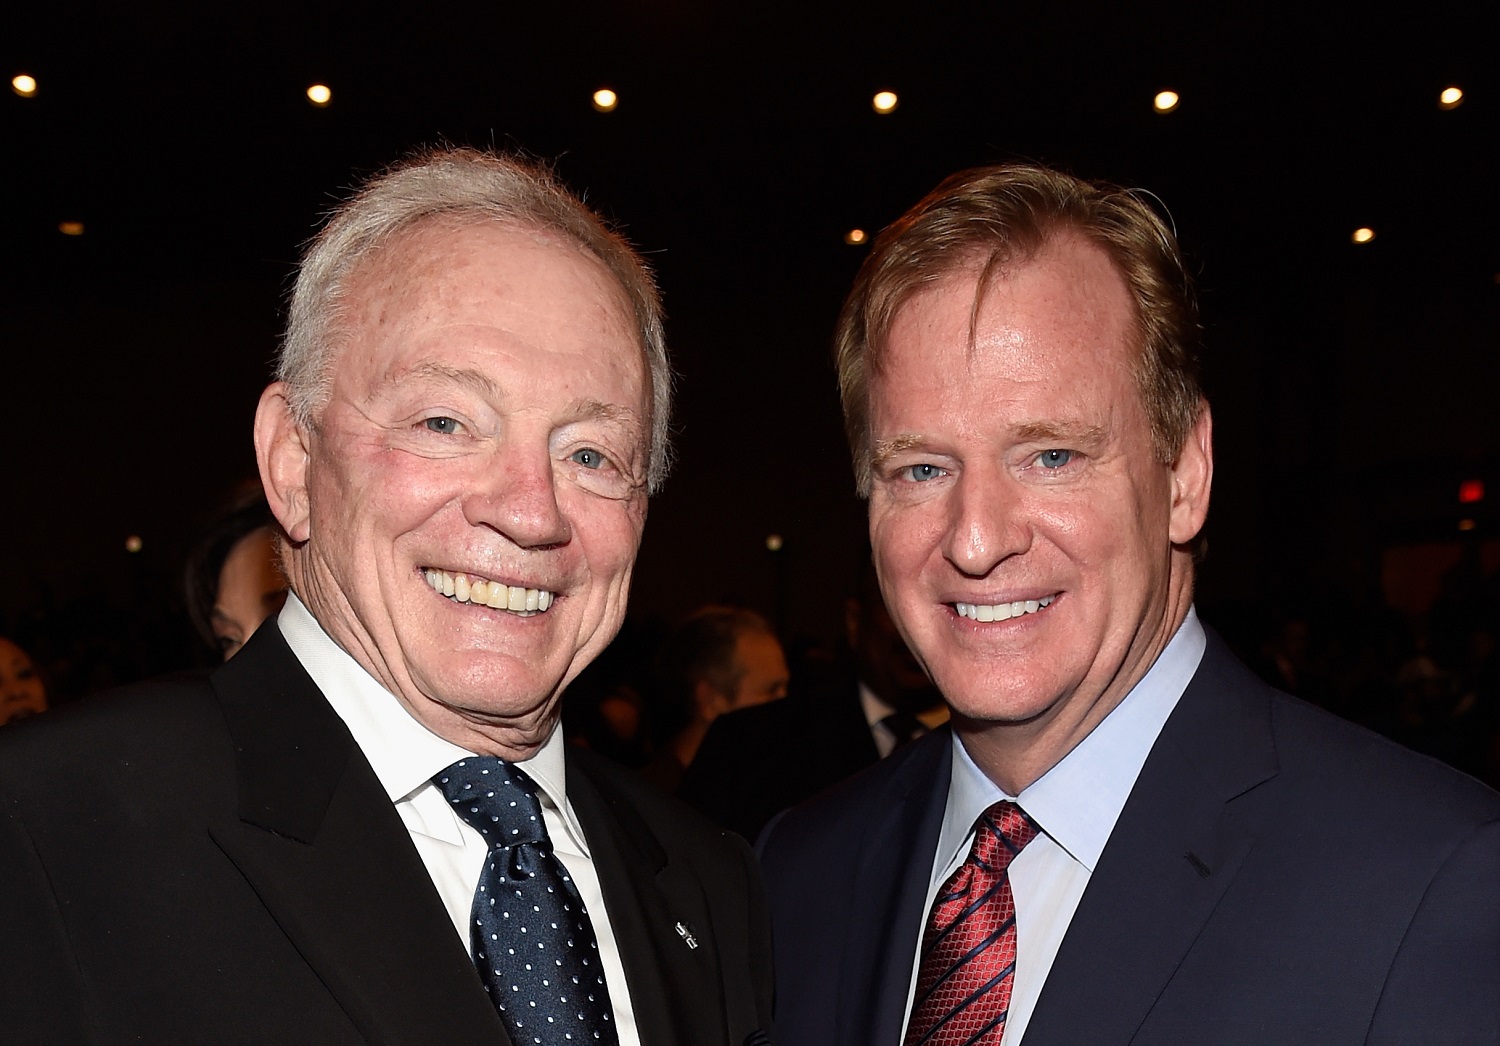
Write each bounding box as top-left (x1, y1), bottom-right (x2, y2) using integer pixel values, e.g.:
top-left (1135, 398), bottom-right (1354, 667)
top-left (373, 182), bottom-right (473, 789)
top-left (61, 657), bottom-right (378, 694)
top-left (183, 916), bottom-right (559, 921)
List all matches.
top-left (904, 802), bottom-right (1039, 1046)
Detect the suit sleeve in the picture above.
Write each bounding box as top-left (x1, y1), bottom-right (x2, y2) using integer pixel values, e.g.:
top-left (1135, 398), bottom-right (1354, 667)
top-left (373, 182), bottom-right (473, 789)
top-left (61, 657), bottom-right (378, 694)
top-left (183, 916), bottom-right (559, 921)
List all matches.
top-left (0, 801), bottom-right (94, 1043)
top-left (1367, 816), bottom-right (1500, 1045)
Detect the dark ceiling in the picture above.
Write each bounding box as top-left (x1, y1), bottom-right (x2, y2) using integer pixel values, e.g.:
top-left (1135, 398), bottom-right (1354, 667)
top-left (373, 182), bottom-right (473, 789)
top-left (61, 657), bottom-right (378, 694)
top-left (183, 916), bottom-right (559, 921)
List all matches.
top-left (3, 2), bottom-right (1496, 644)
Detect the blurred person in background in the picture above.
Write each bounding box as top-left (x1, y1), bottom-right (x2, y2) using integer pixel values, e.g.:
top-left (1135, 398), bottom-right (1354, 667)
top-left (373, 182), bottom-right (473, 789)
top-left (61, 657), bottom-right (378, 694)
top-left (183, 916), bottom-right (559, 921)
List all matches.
top-left (681, 569), bottom-right (944, 841)
top-left (641, 605), bottom-right (789, 793)
top-left (0, 637), bottom-right (48, 727)
top-left (184, 490), bottom-right (289, 661)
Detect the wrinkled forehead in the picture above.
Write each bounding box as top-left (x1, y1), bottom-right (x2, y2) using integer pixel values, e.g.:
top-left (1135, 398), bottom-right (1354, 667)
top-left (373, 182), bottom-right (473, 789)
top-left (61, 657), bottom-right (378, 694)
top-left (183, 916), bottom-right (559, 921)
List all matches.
top-left (327, 217), bottom-right (648, 392)
top-left (876, 232), bottom-right (1137, 374)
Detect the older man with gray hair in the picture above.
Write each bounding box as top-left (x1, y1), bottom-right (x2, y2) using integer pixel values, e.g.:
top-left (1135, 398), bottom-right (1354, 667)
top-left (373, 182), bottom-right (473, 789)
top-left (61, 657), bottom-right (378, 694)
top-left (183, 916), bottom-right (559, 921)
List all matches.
top-left (1, 148), bottom-right (773, 1046)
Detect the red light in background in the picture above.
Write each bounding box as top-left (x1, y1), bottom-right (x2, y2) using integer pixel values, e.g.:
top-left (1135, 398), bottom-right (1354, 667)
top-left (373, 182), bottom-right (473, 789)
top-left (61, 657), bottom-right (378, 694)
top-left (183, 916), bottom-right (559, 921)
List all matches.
top-left (1459, 480), bottom-right (1484, 504)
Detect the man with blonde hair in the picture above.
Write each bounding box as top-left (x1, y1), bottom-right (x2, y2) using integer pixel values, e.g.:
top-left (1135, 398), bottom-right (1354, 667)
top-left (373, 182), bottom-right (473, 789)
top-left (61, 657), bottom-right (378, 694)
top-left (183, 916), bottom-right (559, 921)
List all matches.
top-left (760, 163), bottom-right (1500, 1045)
top-left (2, 148), bottom-right (772, 1046)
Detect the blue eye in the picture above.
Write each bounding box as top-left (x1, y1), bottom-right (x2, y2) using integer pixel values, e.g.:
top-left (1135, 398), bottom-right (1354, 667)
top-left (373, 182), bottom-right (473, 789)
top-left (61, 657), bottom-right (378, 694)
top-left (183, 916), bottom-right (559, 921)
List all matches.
top-left (1037, 449), bottom-right (1072, 469)
top-left (424, 417), bottom-right (460, 435)
top-left (903, 464), bottom-right (944, 482)
top-left (571, 448), bottom-right (606, 470)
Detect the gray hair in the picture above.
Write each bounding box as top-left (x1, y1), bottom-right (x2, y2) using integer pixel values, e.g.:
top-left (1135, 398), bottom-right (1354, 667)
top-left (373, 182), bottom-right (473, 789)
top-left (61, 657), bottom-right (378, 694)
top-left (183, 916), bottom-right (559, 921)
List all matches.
top-left (278, 147), bottom-right (673, 492)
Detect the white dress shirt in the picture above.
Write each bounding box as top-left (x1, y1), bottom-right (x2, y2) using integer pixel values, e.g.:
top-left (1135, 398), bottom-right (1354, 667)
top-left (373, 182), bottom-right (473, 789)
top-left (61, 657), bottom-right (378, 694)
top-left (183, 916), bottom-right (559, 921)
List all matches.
top-left (860, 683), bottom-right (951, 758)
top-left (902, 608), bottom-right (1207, 1045)
top-left (277, 595), bottom-right (641, 1046)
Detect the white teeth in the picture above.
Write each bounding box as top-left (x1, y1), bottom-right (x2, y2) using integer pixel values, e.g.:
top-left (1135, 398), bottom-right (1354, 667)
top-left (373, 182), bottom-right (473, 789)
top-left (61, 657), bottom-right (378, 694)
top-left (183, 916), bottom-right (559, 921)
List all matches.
top-left (425, 568), bottom-right (555, 616)
top-left (956, 595), bottom-right (1054, 621)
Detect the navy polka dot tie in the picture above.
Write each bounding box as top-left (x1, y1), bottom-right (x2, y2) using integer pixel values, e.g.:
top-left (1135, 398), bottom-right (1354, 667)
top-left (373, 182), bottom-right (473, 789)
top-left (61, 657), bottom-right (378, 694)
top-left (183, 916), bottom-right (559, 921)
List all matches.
top-left (434, 757), bottom-right (619, 1046)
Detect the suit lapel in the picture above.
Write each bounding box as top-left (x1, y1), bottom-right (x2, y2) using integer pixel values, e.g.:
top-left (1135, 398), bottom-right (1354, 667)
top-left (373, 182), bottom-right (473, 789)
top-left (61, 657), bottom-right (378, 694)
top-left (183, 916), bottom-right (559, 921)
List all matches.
top-left (1024, 635), bottom-right (1279, 1046)
top-left (207, 627), bottom-right (508, 1046)
top-left (566, 750), bottom-right (730, 1046)
top-left (838, 730), bottom-right (952, 1046)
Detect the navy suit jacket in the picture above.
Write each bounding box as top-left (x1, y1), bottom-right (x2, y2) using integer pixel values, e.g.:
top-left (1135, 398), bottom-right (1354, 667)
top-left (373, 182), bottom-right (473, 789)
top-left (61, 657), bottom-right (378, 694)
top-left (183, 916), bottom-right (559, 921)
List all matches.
top-left (759, 633), bottom-right (1500, 1045)
top-left (1, 625), bottom-right (773, 1045)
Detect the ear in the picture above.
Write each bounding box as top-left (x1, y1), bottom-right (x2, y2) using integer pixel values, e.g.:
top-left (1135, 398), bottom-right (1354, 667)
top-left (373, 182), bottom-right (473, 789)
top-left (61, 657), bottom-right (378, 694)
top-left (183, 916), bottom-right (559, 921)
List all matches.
top-left (1168, 400), bottom-right (1213, 546)
top-left (254, 382), bottom-right (313, 544)
top-left (692, 678), bottom-right (731, 721)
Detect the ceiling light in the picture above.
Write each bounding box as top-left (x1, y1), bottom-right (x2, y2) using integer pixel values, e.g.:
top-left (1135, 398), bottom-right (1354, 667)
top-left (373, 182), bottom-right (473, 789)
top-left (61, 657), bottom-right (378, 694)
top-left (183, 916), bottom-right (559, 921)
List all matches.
top-left (1439, 86), bottom-right (1463, 110)
top-left (306, 84), bottom-right (332, 107)
top-left (872, 90), bottom-right (898, 114)
top-left (58, 221), bottom-right (85, 236)
top-left (844, 228), bottom-right (868, 245)
top-left (592, 88), bottom-right (618, 113)
top-left (11, 74), bottom-right (37, 98)
top-left (125, 535), bottom-right (143, 553)
top-left (1153, 90), bottom-right (1180, 113)
top-left (1351, 227), bottom-right (1375, 244)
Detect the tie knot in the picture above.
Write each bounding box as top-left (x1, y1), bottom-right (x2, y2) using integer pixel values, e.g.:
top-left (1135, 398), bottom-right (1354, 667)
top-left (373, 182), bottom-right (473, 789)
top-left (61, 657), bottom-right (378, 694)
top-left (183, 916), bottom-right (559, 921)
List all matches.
top-left (433, 756), bottom-right (547, 849)
top-left (972, 801), bottom-right (1038, 867)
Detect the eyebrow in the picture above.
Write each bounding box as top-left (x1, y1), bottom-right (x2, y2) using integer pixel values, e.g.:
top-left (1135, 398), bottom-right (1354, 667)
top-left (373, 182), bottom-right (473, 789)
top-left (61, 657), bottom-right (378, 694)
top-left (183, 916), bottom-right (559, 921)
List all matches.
top-left (389, 361), bottom-right (502, 398)
top-left (569, 399), bottom-right (643, 428)
top-left (1011, 420), bottom-right (1107, 447)
top-left (871, 421), bottom-right (1108, 468)
top-left (870, 434), bottom-right (928, 470)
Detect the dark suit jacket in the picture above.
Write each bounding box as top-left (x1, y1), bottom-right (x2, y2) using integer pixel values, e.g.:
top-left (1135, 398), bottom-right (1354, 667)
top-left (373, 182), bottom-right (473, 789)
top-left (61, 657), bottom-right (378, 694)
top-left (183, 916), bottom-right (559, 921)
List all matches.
top-left (680, 679), bottom-right (880, 841)
top-left (1, 625), bottom-right (773, 1046)
top-left (759, 633), bottom-right (1500, 1045)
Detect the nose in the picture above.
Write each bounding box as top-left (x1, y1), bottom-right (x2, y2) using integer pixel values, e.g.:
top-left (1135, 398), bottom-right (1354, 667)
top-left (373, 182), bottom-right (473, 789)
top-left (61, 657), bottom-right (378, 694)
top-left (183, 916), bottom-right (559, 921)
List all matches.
top-left (941, 465), bottom-right (1032, 577)
top-left (462, 444), bottom-right (572, 550)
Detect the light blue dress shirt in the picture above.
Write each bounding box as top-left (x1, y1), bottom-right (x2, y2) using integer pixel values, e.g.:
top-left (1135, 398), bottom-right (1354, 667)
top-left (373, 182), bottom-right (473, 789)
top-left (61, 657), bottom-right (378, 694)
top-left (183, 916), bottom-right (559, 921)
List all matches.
top-left (902, 608), bottom-right (1207, 1044)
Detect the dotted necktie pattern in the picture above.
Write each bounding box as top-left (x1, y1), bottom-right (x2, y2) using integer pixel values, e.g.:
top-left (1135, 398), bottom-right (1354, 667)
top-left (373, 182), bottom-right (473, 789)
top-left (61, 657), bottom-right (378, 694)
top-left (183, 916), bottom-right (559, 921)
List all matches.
top-left (904, 801), bottom-right (1039, 1046)
top-left (434, 757), bottom-right (619, 1046)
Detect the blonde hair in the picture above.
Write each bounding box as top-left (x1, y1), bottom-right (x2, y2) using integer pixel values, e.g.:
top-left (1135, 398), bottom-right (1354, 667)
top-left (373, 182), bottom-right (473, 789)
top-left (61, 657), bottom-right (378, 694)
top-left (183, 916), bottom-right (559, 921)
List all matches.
top-left (835, 163), bottom-right (1201, 496)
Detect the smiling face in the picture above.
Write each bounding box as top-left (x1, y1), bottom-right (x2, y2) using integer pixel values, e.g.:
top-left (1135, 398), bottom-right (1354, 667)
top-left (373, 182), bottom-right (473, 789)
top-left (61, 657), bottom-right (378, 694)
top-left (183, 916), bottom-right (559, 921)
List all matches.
top-left (256, 220), bottom-right (650, 757)
top-left (866, 232), bottom-right (1211, 790)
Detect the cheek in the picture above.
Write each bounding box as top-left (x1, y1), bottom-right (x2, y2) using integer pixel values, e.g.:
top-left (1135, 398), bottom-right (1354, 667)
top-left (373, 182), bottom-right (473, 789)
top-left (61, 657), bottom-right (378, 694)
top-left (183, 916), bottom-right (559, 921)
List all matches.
top-left (572, 498), bottom-right (647, 580)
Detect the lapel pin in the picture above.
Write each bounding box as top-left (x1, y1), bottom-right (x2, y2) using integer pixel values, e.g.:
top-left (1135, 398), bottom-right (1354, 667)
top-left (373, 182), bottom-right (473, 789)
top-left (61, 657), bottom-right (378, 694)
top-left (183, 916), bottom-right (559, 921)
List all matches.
top-left (674, 921), bottom-right (699, 950)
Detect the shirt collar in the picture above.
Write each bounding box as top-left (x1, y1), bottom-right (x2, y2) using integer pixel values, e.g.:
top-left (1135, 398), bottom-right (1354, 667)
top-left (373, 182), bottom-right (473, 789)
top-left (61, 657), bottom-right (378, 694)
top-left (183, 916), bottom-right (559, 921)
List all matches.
top-left (939, 607), bottom-right (1206, 873)
top-left (274, 593), bottom-right (587, 854)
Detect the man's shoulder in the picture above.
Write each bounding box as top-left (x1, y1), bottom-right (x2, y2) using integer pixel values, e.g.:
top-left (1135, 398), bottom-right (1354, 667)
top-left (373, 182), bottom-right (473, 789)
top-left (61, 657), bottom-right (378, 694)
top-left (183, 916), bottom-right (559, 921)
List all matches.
top-left (1267, 687), bottom-right (1500, 822)
top-left (1182, 633), bottom-right (1500, 838)
top-left (0, 670), bottom-right (234, 823)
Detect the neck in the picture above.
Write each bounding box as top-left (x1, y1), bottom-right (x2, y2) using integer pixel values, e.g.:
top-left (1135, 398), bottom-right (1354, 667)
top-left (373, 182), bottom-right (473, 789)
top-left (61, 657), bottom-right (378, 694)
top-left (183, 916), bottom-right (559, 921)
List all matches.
top-left (957, 572), bottom-right (1194, 795)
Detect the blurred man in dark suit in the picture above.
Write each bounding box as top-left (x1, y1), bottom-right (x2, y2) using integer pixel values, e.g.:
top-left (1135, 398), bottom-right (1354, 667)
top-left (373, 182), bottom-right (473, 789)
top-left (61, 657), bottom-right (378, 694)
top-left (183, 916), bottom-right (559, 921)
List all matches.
top-left (682, 575), bottom-right (942, 840)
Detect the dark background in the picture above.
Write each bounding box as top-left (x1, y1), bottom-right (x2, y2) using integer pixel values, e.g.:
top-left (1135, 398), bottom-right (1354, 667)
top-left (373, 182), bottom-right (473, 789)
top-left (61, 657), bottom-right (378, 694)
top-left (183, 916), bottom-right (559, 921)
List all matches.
top-left (3, 2), bottom-right (1496, 674)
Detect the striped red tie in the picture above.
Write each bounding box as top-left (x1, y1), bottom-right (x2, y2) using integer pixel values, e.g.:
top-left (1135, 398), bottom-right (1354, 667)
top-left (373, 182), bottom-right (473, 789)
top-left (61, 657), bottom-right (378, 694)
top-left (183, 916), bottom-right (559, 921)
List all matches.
top-left (904, 802), bottom-right (1039, 1046)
